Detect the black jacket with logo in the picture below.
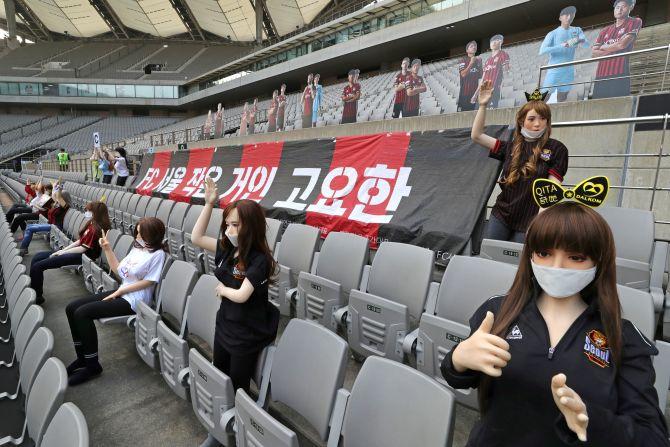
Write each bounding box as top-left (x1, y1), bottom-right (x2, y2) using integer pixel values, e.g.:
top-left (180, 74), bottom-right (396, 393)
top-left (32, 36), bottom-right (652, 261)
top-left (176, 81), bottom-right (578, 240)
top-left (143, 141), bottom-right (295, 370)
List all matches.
top-left (441, 293), bottom-right (669, 446)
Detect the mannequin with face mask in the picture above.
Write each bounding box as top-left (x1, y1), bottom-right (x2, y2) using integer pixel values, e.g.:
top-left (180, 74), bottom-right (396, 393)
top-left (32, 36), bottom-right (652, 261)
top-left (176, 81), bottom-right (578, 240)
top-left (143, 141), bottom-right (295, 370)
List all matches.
top-left (471, 85), bottom-right (570, 242)
top-left (442, 199), bottom-right (669, 447)
top-left (29, 201), bottom-right (110, 304)
top-left (191, 177), bottom-right (279, 447)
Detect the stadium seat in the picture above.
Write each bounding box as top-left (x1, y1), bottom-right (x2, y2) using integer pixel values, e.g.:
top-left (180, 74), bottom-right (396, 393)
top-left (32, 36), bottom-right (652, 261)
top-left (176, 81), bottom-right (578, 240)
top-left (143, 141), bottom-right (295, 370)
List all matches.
top-left (269, 223), bottom-right (320, 316)
top-left (81, 228), bottom-right (121, 293)
top-left (1, 303), bottom-right (42, 369)
top-left (344, 241), bottom-right (436, 362)
top-left (135, 260), bottom-right (198, 370)
top-left (266, 218), bottom-right (282, 253)
top-left (415, 256), bottom-right (517, 409)
top-left (0, 280), bottom-right (34, 335)
top-left (122, 194), bottom-right (142, 233)
top-left (166, 201), bottom-right (191, 259)
top-left (0, 357), bottom-right (67, 446)
top-left (234, 319), bottom-right (348, 447)
top-left (91, 234), bottom-right (133, 295)
top-left (196, 207), bottom-right (223, 275)
top-left (41, 403), bottom-right (89, 447)
top-left (113, 192), bottom-right (133, 232)
top-left (157, 274), bottom-right (219, 400)
top-left (295, 231), bottom-right (369, 331)
top-left (325, 356), bottom-right (456, 447)
top-left (0, 327), bottom-right (53, 401)
top-left (181, 204), bottom-right (204, 264)
top-left (130, 195), bottom-right (152, 228)
top-left (479, 238), bottom-right (523, 265)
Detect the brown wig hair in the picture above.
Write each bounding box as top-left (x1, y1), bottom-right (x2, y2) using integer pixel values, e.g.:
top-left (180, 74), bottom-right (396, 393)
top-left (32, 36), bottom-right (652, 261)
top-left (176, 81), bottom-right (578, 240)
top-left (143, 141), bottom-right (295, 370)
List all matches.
top-left (134, 217), bottom-right (168, 252)
top-left (479, 202), bottom-right (622, 411)
top-left (501, 100), bottom-right (552, 185)
top-left (219, 199), bottom-right (277, 284)
top-left (80, 201), bottom-right (111, 237)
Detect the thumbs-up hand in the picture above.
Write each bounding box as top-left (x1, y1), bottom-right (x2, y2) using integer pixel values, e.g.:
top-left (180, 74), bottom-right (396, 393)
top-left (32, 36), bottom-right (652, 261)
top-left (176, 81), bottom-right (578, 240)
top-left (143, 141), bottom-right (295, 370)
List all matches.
top-left (451, 311), bottom-right (511, 377)
top-left (551, 374), bottom-right (589, 442)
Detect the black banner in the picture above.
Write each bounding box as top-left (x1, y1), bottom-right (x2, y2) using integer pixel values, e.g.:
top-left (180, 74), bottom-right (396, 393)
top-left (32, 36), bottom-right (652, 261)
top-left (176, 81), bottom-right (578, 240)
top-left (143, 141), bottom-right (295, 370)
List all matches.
top-left (132, 128), bottom-right (505, 264)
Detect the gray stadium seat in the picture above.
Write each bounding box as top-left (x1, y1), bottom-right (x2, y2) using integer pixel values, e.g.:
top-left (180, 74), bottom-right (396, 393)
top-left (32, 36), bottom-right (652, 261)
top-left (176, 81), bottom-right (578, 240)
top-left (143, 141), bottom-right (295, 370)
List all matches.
top-left (325, 356), bottom-right (456, 447)
top-left (415, 256), bottom-right (516, 409)
top-left (181, 204), bottom-right (203, 264)
top-left (135, 260), bottom-right (198, 370)
top-left (113, 192), bottom-right (133, 232)
top-left (155, 199), bottom-right (176, 228)
top-left (0, 357), bottom-right (67, 446)
top-left (199, 208), bottom-right (223, 275)
top-left (1, 280), bottom-right (34, 337)
top-left (296, 231), bottom-right (369, 331)
top-left (269, 223), bottom-right (320, 316)
top-left (122, 194), bottom-right (142, 233)
top-left (81, 228), bottom-right (121, 293)
top-left (166, 202), bottom-right (190, 260)
top-left (0, 327), bottom-right (53, 401)
top-left (234, 319), bottom-right (348, 447)
top-left (266, 218), bottom-right (282, 253)
top-left (41, 403), bottom-right (89, 447)
top-left (99, 235), bottom-right (135, 294)
top-left (157, 274), bottom-right (219, 400)
top-left (344, 242), bottom-right (435, 362)
top-left (479, 238), bottom-right (523, 265)
top-left (130, 195), bottom-right (152, 228)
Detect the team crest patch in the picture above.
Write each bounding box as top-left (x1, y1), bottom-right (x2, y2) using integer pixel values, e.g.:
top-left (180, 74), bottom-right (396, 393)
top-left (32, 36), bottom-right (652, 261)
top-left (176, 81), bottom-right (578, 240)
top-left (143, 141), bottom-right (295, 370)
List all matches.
top-left (583, 329), bottom-right (611, 368)
top-left (506, 325), bottom-right (523, 340)
top-left (540, 148), bottom-right (552, 161)
top-left (232, 263), bottom-right (246, 280)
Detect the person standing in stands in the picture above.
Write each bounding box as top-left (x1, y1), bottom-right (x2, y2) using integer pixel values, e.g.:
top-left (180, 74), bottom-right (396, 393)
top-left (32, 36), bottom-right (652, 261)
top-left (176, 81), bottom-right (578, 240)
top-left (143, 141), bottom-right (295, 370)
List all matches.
top-left (276, 84), bottom-right (287, 131)
top-left (341, 69), bottom-right (361, 124)
top-left (471, 84), bottom-right (568, 242)
top-left (458, 41), bottom-right (483, 112)
top-left (312, 74), bottom-right (323, 127)
top-left (89, 149), bottom-right (100, 182)
top-left (476, 34), bottom-right (510, 109)
top-left (19, 184), bottom-right (70, 256)
top-left (214, 103), bottom-right (224, 138)
top-left (392, 57), bottom-right (411, 118)
top-left (57, 148), bottom-right (70, 172)
top-left (30, 201), bottom-right (109, 305)
top-left (441, 201), bottom-right (670, 446)
top-left (248, 99), bottom-right (258, 135)
top-left (11, 183), bottom-right (53, 235)
top-left (112, 147), bottom-right (129, 187)
top-left (98, 149), bottom-right (114, 184)
top-left (191, 178), bottom-right (279, 425)
top-left (591, 0), bottom-right (642, 99)
top-left (540, 6), bottom-right (589, 102)
top-left (267, 90), bottom-right (278, 133)
top-left (65, 217), bottom-right (167, 386)
top-left (302, 73), bottom-right (314, 129)
top-left (5, 180), bottom-right (36, 223)
top-left (404, 59), bottom-right (427, 117)
top-left (239, 102), bottom-right (248, 137)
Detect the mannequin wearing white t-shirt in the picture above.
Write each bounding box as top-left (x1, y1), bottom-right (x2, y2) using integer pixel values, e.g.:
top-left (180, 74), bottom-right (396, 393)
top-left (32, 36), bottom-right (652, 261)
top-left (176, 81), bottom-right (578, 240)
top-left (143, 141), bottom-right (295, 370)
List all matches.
top-left (65, 217), bottom-right (167, 386)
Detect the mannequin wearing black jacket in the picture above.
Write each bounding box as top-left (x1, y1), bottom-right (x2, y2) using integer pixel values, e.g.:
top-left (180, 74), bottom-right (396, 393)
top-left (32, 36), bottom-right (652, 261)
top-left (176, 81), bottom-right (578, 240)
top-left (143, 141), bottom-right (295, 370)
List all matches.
top-left (442, 292), bottom-right (669, 446)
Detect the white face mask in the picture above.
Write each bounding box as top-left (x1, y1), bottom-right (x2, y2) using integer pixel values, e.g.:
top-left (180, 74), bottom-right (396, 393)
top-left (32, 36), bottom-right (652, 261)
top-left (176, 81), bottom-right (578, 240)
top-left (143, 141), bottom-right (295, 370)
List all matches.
top-left (134, 237), bottom-right (146, 248)
top-left (531, 260), bottom-right (597, 299)
top-left (225, 228), bottom-right (239, 247)
top-left (84, 211), bottom-right (93, 219)
top-left (520, 127), bottom-right (547, 141)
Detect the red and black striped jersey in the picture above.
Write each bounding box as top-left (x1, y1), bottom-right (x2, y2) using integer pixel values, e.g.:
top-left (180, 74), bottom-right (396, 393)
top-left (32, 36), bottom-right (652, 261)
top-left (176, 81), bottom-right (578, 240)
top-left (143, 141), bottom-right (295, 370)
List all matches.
top-left (482, 50), bottom-right (510, 87)
top-left (394, 72), bottom-right (409, 104)
top-left (458, 56), bottom-right (483, 100)
top-left (342, 83), bottom-right (361, 119)
top-left (594, 17), bottom-right (643, 78)
top-left (404, 75), bottom-right (425, 113)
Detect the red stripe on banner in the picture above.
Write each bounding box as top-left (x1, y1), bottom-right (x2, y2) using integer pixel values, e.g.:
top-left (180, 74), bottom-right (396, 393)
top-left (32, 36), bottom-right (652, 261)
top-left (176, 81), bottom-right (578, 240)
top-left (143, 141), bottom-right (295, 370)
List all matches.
top-left (168, 147), bottom-right (215, 202)
top-left (219, 141), bottom-right (284, 207)
top-left (134, 151), bottom-right (172, 196)
top-left (305, 132), bottom-right (411, 248)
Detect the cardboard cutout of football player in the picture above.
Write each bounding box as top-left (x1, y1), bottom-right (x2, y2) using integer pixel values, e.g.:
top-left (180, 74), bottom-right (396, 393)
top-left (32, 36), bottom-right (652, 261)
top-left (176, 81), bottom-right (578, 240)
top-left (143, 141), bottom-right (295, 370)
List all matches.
top-left (341, 69), bottom-right (361, 124)
top-left (277, 84), bottom-right (287, 131)
top-left (591, 0), bottom-right (642, 99)
top-left (302, 73), bottom-right (314, 129)
top-left (239, 102), bottom-right (248, 137)
top-left (475, 34), bottom-right (510, 108)
top-left (540, 6), bottom-right (589, 102)
top-left (392, 57), bottom-right (411, 118)
top-left (267, 90), bottom-right (278, 133)
top-left (458, 41), bottom-right (482, 111)
top-left (404, 59), bottom-right (427, 117)
top-left (312, 74), bottom-right (323, 127)
top-left (203, 110), bottom-right (212, 139)
top-left (214, 103), bottom-right (224, 138)
top-left (248, 98), bottom-right (257, 135)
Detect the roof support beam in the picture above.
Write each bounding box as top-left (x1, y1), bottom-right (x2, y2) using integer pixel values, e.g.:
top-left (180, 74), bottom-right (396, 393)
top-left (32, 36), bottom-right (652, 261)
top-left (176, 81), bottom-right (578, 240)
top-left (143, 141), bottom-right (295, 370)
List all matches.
top-left (4, 0), bottom-right (17, 41)
top-left (89, 0), bottom-right (130, 39)
top-left (171, 0), bottom-right (205, 40)
top-left (13, 0), bottom-right (51, 41)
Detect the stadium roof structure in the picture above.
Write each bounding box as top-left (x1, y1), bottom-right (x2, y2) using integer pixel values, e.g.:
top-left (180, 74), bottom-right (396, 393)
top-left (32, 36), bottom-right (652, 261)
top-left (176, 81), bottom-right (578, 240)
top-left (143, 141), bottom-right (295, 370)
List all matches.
top-left (0, 0), bottom-right (334, 42)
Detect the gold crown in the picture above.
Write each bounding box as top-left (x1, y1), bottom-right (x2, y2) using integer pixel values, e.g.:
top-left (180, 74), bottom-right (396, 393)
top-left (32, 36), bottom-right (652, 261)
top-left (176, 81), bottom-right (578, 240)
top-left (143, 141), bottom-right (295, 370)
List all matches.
top-left (524, 88), bottom-right (549, 102)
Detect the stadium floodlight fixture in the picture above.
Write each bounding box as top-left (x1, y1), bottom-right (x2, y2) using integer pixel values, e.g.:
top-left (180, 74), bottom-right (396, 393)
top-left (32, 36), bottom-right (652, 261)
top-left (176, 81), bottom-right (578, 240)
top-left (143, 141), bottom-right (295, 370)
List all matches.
top-left (163, 44), bottom-right (169, 48)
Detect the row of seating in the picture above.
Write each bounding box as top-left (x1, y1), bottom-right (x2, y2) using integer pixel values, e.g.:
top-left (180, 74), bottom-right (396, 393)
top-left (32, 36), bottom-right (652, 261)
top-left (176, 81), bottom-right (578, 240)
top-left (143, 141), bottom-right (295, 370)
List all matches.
top-left (10, 176), bottom-right (460, 446)
top-left (0, 206), bottom-right (88, 446)
top-left (18, 173), bottom-right (670, 446)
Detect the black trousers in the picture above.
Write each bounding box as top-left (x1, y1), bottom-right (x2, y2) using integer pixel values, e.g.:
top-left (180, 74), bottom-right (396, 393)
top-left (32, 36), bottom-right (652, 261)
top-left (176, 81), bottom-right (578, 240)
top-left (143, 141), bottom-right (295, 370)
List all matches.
top-left (116, 176), bottom-right (128, 187)
top-left (102, 175), bottom-right (113, 184)
top-left (6, 204), bottom-right (31, 223)
top-left (392, 102), bottom-right (404, 118)
top-left (11, 212), bottom-right (38, 232)
top-left (212, 338), bottom-right (260, 394)
top-left (66, 292), bottom-right (133, 358)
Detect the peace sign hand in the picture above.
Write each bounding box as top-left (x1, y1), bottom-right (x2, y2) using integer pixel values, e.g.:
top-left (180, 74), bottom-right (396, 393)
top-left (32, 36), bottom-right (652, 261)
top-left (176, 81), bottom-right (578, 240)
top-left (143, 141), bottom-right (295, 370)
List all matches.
top-left (99, 230), bottom-right (110, 251)
top-left (551, 374), bottom-right (589, 442)
top-left (204, 176), bottom-right (218, 206)
top-left (478, 80), bottom-right (494, 106)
